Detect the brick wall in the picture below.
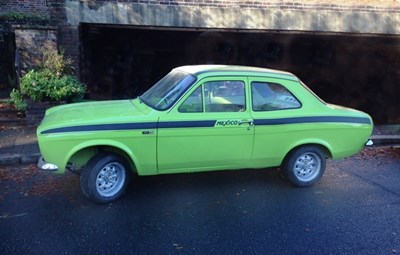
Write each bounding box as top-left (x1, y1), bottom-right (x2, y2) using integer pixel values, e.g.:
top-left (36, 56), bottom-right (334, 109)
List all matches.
top-left (0, 0), bottom-right (49, 16)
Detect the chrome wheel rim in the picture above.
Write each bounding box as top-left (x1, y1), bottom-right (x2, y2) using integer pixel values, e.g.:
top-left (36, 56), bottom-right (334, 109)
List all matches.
top-left (293, 152), bottom-right (321, 182)
top-left (96, 162), bottom-right (126, 197)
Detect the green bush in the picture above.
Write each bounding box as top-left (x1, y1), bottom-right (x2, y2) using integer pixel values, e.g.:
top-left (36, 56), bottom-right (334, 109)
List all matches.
top-left (20, 69), bottom-right (85, 102)
top-left (9, 48), bottom-right (86, 108)
top-left (9, 88), bottom-right (27, 111)
top-left (40, 48), bottom-right (74, 76)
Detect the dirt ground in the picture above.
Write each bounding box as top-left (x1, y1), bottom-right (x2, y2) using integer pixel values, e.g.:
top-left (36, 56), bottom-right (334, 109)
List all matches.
top-left (286, 0), bottom-right (400, 7)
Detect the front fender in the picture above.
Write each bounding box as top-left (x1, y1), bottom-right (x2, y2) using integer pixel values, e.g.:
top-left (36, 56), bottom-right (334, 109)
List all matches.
top-left (65, 139), bottom-right (140, 171)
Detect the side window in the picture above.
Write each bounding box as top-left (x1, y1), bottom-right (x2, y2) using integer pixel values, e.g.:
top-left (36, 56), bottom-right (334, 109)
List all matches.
top-left (178, 86), bottom-right (203, 113)
top-left (204, 81), bottom-right (245, 112)
top-left (251, 82), bottom-right (301, 111)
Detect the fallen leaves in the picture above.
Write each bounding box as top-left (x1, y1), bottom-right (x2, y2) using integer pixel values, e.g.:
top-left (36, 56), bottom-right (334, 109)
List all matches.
top-left (0, 164), bottom-right (80, 201)
top-left (355, 147), bottom-right (400, 161)
top-left (0, 102), bottom-right (15, 110)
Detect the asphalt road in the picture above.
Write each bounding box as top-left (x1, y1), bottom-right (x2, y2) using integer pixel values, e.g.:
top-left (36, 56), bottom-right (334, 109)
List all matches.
top-left (1, 147), bottom-right (400, 255)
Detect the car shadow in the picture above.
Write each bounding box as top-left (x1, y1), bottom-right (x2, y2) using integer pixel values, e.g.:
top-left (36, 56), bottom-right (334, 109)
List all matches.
top-left (125, 167), bottom-right (291, 199)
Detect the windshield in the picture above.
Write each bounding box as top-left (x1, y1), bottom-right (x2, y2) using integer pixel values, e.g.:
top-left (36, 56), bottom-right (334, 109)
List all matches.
top-left (140, 70), bottom-right (196, 110)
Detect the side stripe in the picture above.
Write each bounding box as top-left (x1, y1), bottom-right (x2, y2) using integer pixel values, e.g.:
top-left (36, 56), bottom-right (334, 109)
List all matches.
top-left (40, 116), bottom-right (371, 134)
top-left (40, 120), bottom-right (215, 134)
top-left (40, 122), bottom-right (158, 134)
top-left (254, 116), bottom-right (371, 125)
top-left (158, 120), bottom-right (216, 128)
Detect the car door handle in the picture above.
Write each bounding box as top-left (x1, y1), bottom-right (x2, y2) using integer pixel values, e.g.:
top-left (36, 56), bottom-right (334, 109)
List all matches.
top-left (239, 120), bottom-right (254, 126)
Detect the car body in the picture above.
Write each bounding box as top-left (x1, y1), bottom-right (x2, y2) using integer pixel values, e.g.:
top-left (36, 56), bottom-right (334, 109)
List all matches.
top-left (37, 65), bottom-right (373, 203)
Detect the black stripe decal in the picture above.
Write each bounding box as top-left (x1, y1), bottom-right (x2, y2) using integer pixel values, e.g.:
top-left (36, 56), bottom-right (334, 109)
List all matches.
top-left (41, 122), bottom-right (158, 134)
top-left (254, 116), bottom-right (371, 125)
top-left (40, 120), bottom-right (216, 134)
top-left (41, 116), bottom-right (371, 134)
top-left (158, 120), bottom-right (216, 128)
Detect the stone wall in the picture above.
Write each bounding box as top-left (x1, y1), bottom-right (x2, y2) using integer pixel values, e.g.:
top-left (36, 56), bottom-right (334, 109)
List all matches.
top-left (1, 0), bottom-right (400, 124)
top-left (14, 28), bottom-right (58, 75)
top-left (65, 0), bottom-right (400, 34)
top-left (0, 0), bottom-right (55, 90)
top-left (64, 0), bottom-right (400, 13)
top-left (1, 0), bottom-right (400, 80)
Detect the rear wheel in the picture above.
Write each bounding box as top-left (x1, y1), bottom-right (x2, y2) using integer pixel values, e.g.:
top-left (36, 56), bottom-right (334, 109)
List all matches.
top-left (80, 153), bottom-right (130, 203)
top-left (283, 146), bottom-right (326, 187)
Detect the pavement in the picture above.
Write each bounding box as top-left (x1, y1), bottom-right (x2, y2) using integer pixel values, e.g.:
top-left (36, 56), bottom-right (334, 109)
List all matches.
top-left (0, 123), bottom-right (399, 166)
top-left (0, 125), bottom-right (40, 165)
top-left (1, 146), bottom-right (400, 254)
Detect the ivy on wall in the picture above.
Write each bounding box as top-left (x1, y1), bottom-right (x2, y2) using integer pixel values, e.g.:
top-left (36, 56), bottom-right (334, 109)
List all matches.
top-left (0, 12), bottom-right (49, 24)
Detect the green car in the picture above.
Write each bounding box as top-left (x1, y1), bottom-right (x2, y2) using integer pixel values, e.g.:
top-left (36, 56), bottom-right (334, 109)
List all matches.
top-left (37, 65), bottom-right (373, 203)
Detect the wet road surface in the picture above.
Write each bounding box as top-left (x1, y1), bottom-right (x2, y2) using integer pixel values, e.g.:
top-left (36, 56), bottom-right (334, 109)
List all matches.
top-left (1, 147), bottom-right (400, 254)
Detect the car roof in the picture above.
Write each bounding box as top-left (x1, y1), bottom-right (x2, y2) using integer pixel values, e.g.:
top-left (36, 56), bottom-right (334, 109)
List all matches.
top-left (174, 65), bottom-right (298, 81)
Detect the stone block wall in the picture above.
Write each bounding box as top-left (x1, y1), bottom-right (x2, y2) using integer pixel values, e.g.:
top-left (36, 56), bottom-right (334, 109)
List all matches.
top-left (58, 0), bottom-right (400, 13)
top-left (14, 28), bottom-right (58, 75)
top-left (0, 0), bottom-right (53, 88)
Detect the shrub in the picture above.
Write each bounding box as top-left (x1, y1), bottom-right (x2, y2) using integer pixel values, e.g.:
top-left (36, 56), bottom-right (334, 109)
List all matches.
top-left (9, 47), bottom-right (86, 108)
top-left (40, 48), bottom-right (74, 76)
top-left (20, 69), bottom-right (85, 102)
top-left (9, 88), bottom-right (27, 111)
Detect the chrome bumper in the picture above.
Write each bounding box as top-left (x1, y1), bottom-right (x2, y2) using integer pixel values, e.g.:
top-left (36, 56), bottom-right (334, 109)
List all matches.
top-left (37, 156), bottom-right (58, 171)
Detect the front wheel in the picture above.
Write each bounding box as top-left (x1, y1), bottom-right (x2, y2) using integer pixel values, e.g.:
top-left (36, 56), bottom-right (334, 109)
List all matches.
top-left (80, 153), bottom-right (130, 203)
top-left (283, 146), bottom-right (326, 187)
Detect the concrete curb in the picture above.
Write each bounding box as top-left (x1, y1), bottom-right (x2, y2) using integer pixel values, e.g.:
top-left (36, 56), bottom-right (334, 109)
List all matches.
top-left (370, 135), bottom-right (400, 146)
top-left (0, 153), bottom-right (41, 165)
top-left (0, 153), bottom-right (21, 165)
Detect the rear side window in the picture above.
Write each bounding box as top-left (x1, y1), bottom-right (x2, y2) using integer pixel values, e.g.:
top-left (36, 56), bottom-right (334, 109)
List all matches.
top-left (251, 82), bottom-right (301, 111)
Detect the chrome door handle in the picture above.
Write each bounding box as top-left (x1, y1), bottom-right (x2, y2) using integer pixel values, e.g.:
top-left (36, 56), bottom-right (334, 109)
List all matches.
top-left (240, 120), bottom-right (254, 126)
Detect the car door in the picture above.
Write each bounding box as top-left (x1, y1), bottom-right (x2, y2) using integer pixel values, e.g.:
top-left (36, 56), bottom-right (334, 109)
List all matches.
top-left (157, 77), bottom-right (255, 173)
top-left (249, 77), bottom-right (303, 167)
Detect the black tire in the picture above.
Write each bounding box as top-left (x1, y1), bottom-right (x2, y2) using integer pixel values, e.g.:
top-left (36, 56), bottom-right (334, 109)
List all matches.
top-left (283, 146), bottom-right (326, 187)
top-left (80, 153), bottom-right (130, 203)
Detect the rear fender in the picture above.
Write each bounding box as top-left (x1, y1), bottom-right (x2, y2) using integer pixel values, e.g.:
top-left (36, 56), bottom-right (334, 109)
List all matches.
top-left (285, 138), bottom-right (333, 160)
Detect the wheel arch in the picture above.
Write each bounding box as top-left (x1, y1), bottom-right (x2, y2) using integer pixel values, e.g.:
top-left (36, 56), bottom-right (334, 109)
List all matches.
top-left (66, 140), bottom-right (139, 174)
top-left (283, 141), bottom-right (333, 165)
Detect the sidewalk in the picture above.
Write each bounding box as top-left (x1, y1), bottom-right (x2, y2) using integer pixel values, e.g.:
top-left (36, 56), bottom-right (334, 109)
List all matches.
top-left (0, 124), bottom-right (399, 166)
top-left (0, 126), bottom-right (40, 165)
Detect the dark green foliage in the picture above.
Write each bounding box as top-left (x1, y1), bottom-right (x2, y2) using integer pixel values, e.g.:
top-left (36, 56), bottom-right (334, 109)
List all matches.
top-left (20, 69), bottom-right (85, 102)
top-left (9, 48), bottom-right (86, 109)
top-left (9, 89), bottom-right (27, 111)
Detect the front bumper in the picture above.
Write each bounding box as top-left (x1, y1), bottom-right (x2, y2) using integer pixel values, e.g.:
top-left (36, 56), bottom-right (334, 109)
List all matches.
top-left (37, 156), bottom-right (59, 171)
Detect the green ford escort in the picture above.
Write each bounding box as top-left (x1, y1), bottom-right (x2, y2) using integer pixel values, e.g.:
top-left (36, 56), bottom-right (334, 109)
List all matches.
top-left (37, 65), bottom-right (373, 203)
